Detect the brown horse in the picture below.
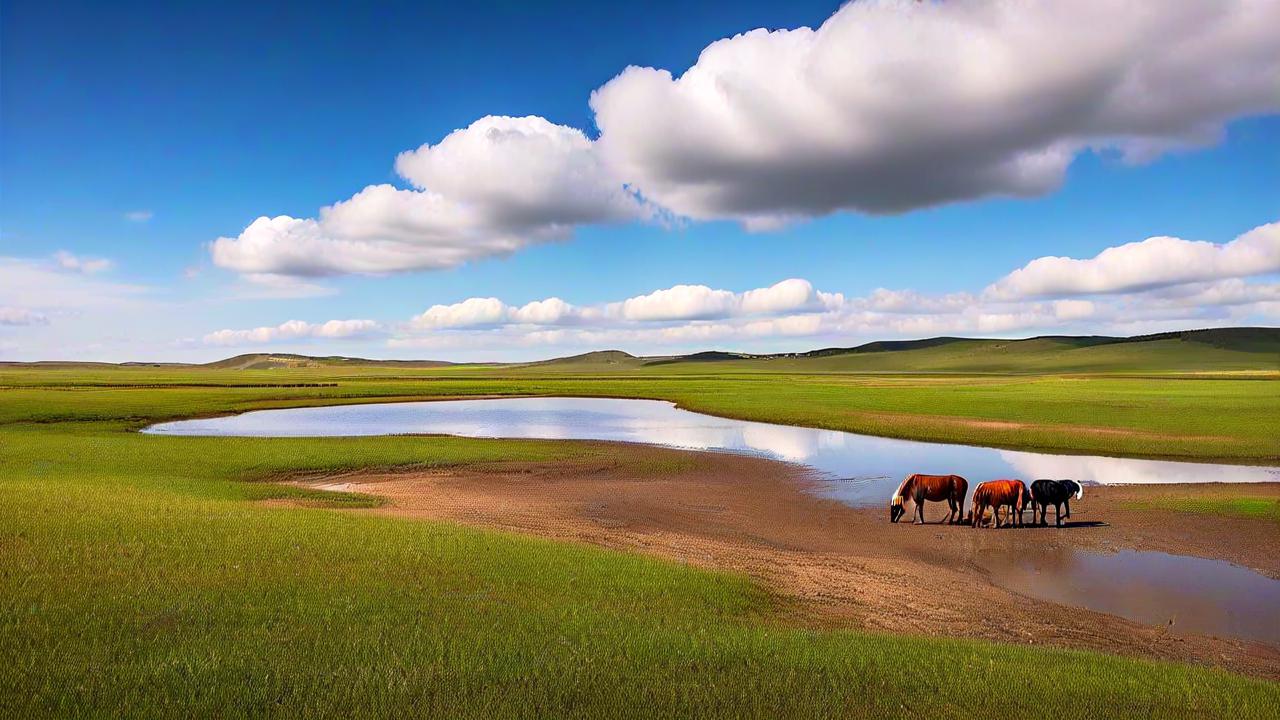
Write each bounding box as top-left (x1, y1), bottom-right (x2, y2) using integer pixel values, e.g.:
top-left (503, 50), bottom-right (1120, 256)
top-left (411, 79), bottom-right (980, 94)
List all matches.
top-left (971, 479), bottom-right (1030, 528)
top-left (889, 474), bottom-right (968, 525)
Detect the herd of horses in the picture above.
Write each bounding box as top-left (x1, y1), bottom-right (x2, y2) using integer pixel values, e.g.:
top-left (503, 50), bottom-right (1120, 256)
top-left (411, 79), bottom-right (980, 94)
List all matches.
top-left (888, 473), bottom-right (1084, 528)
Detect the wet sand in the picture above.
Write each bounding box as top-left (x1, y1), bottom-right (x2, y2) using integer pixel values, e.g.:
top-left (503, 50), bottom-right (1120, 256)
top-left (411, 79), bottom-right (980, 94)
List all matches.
top-left (285, 443), bottom-right (1280, 680)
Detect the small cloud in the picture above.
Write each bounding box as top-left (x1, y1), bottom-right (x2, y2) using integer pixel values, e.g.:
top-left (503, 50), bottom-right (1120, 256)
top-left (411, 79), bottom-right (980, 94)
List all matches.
top-left (183, 266), bottom-right (201, 279)
top-left (0, 306), bottom-right (49, 326)
top-left (203, 318), bottom-right (382, 346)
top-left (53, 250), bottom-right (113, 275)
top-left (124, 210), bottom-right (154, 223)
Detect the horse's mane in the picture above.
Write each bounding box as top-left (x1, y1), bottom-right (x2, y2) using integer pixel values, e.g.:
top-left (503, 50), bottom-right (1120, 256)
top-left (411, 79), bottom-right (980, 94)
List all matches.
top-left (891, 474), bottom-right (915, 505)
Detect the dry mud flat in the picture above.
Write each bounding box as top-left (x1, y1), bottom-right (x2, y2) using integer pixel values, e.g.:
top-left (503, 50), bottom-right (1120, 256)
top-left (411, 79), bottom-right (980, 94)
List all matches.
top-left (291, 443), bottom-right (1280, 680)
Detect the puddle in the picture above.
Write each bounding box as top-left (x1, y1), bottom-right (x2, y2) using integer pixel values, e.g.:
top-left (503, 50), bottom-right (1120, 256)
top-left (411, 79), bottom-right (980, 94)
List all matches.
top-left (984, 548), bottom-right (1280, 645)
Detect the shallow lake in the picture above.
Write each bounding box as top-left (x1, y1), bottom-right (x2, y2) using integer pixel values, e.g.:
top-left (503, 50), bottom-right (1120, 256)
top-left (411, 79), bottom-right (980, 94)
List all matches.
top-left (143, 396), bottom-right (1279, 506)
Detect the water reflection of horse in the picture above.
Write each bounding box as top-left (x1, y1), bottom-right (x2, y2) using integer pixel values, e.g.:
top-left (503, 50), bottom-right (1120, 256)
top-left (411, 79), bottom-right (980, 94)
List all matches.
top-left (889, 474), bottom-right (968, 524)
top-left (971, 479), bottom-right (1031, 528)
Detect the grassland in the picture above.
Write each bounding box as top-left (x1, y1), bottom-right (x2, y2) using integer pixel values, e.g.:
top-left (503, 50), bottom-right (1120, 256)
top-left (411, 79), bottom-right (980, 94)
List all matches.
top-left (3, 356), bottom-right (1279, 717)
top-left (3, 364), bottom-right (1276, 461)
top-left (1121, 496), bottom-right (1280, 523)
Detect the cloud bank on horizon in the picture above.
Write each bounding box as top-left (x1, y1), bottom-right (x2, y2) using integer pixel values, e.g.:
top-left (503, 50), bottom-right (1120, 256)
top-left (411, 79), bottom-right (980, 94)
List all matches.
top-left (202, 220), bottom-right (1280, 354)
top-left (211, 0), bottom-right (1280, 278)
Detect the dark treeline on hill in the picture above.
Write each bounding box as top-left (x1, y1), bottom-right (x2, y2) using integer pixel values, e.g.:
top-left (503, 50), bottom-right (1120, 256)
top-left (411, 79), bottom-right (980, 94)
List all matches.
top-left (2, 327), bottom-right (1277, 373)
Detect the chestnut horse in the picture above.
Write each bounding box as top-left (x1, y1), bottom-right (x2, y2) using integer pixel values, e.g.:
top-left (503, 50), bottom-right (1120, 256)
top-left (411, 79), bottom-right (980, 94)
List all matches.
top-left (889, 473), bottom-right (968, 525)
top-left (971, 479), bottom-right (1030, 528)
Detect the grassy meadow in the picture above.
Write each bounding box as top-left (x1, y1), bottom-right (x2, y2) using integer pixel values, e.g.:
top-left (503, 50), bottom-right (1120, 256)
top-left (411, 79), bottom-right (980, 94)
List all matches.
top-left (1121, 496), bottom-right (1280, 523)
top-left (3, 345), bottom-right (1280, 717)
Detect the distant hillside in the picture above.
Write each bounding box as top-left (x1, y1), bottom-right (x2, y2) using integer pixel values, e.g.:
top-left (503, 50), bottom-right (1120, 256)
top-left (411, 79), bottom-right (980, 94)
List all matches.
top-left (513, 350), bottom-right (645, 369)
top-left (201, 354), bottom-right (454, 371)
top-left (512, 327), bottom-right (1280, 374)
top-left (3, 327), bottom-right (1275, 374)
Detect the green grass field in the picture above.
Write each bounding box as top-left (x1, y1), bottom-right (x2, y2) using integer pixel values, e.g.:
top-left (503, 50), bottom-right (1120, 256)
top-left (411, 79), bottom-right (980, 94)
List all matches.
top-left (3, 364), bottom-right (1277, 461)
top-left (3, 358), bottom-right (1279, 717)
top-left (1121, 497), bottom-right (1280, 523)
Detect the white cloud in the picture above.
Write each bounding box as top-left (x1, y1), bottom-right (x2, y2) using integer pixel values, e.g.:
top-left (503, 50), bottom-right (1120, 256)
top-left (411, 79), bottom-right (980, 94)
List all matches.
top-left (614, 284), bottom-right (739, 321)
top-left (394, 115), bottom-right (641, 228)
top-left (199, 216), bottom-right (1280, 361)
top-left (202, 319), bottom-right (382, 346)
top-left (124, 210), bottom-right (154, 223)
top-left (590, 0), bottom-right (1280, 223)
top-left (1053, 300), bottom-right (1096, 321)
top-left (383, 216), bottom-right (1280, 357)
top-left (410, 297), bottom-right (510, 330)
top-left (233, 273), bottom-right (337, 300)
top-left (212, 116), bottom-right (643, 277)
top-left (609, 278), bottom-right (839, 322)
top-left (854, 289), bottom-right (975, 315)
top-left (408, 296), bottom-right (592, 330)
top-left (987, 221), bottom-right (1280, 298)
top-left (211, 3), bottom-right (1279, 278)
top-left (54, 250), bottom-right (113, 275)
top-left (740, 278), bottom-right (842, 315)
top-left (0, 306), bottom-right (48, 326)
top-left (0, 257), bottom-right (146, 310)
top-left (510, 297), bottom-right (581, 325)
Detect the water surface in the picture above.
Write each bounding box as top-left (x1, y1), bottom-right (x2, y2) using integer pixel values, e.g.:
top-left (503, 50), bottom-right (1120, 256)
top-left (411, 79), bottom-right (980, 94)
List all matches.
top-left (143, 396), bottom-right (1279, 506)
top-left (985, 548), bottom-right (1280, 645)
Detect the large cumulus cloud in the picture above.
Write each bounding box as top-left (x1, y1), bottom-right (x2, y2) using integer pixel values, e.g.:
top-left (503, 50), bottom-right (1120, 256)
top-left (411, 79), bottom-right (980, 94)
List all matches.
top-left (212, 1), bottom-right (1280, 277)
top-left (211, 116), bottom-right (643, 277)
top-left (987, 221), bottom-right (1280, 298)
top-left (590, 0), bottom-right (1280, 224)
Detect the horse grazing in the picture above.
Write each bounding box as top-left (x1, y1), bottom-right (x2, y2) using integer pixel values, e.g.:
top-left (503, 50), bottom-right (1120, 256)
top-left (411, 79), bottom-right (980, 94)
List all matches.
top-left (971, 479), bottom-right (1030, 529)
top-left (889, 474), bottom-right (968, 525)
top-left (1030, 479), bottom-right (1083, 528)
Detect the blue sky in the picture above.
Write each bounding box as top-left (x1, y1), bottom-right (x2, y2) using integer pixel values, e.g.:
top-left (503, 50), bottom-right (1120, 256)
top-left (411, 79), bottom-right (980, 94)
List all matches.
top-left (2, 0), bottom-right (1278, 361)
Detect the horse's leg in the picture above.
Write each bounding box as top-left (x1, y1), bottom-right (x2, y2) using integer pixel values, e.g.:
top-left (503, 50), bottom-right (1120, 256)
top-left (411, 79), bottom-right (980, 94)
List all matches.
top-left (1055, 503), bottom-right (1062, 528)
top-left (1064, 497), bottom-right (1071, 519)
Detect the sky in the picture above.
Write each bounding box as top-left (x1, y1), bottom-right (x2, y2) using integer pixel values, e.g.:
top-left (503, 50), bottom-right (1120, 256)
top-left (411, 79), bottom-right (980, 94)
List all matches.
top-left (2, 0), bottom-right (1278, 362)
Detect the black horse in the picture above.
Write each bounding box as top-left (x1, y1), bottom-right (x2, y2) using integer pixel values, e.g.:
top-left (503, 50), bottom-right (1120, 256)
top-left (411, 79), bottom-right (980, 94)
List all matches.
top-left (1029, 479), bottom-right (1083, 527)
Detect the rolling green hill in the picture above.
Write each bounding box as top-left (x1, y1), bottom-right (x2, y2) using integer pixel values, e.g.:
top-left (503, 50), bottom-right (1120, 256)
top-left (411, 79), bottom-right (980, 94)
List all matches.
top-left (3, 327), bottom-right (1276, 375)
top-left (519, 327), bottom-right (1280, 374)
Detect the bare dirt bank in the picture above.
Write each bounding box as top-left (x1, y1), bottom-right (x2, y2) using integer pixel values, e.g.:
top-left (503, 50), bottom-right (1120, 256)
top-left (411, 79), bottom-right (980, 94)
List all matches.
top-left (287, 443), bottom-right (1280, 680)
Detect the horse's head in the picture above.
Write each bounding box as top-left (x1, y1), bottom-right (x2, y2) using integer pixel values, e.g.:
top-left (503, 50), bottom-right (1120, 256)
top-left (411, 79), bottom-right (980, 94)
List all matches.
top-left (889, 495), bottom-right (906, 523)
top-left (1068, 480), bottom-right (1083, 500)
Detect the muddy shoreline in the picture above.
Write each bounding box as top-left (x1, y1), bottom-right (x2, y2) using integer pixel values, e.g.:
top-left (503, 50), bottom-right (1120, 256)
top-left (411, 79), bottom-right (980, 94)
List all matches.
top-left (283, 443), bottom-right (1280, 680)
